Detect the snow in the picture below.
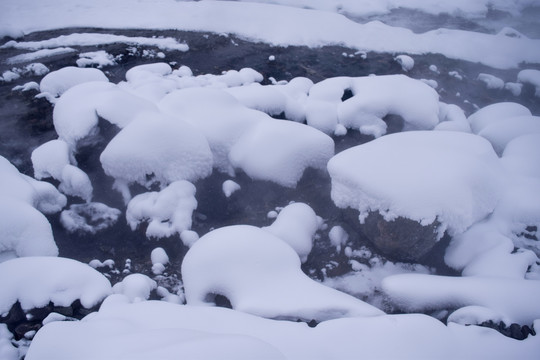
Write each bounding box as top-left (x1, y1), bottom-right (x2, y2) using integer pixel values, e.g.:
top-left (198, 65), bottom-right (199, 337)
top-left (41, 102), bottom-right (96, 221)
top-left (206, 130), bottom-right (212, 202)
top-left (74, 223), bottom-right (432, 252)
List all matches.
top-left (60, 203), bottom-right (121, 234)
top-left (0, 257), bottom-right (111, 314)
top-left (434, 103), bottom-right (471, 132)
top-left (126, 181), bottom-right (198, 238)
top-left (262, 202), bottom-right (318, 263)
top-left (150, 248), bottom-right (169, 266)
top-left (229, 119), bottom-right (334, 187)
top-left (477, 73), bottom-right (505, 90)
top-left (518, 69), bottom-right (540, 96)
top-left (112, 274), bottom-right (157, 303)
top-left (6, 48), bottom-right (76, 65)
top-left (77, 50), bottom-right (117, 68)
top-left (222, 179), bottom-right (241, 198)
top-left (447, 306), bottom-right (510, 326)
top-left (100, 112), bottom-right (212, 192)
top-left (2, 33), bottom-right (189, 52)
top-left (39, 67), bottom-right (109, 98)
top-left (501, 134), bottom-right (540, 178)
top-left (327, 131), bottom-right (504, 237)
top-left (180, 230), bottom-right (199, 248)
top-left (182, 225), bottom-right (383, 321)
top-left (26, 298), bottom-right (540, 360)
top-left (382, 273), bottom-right (540, 325)
top-left (478, 115), bottom-right (540, 155)
top-left (2, 0), bottom-right (540, 69)
top-left (0, 324), bottom-right (18, 360)
top-left (328, 225), bottom-right (349, 252)
top-left (394, 54), bottom-right (414, 71)
top-left (468, 102), bottom-right (532, 134)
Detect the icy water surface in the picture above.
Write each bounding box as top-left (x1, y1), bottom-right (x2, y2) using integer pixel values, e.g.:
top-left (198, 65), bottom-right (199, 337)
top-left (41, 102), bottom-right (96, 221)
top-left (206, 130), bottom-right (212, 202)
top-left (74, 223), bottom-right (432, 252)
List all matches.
top-left (1, 28), bottom-right (539, 303)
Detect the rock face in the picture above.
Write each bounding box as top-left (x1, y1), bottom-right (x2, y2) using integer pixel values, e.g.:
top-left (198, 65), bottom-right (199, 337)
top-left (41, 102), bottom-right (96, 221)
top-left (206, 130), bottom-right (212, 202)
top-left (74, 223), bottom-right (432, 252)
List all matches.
top-left (344, 210), bottom-right (440, 262)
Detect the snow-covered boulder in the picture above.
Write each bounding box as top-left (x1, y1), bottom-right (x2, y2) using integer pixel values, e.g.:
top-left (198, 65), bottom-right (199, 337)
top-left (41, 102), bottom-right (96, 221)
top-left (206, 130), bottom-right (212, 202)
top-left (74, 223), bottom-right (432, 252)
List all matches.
top-left (468, 102), bottom-right (531, 134)
top-left (39, 66), bottom-right (108, 98)
top-left (53, 81), bottom-right (157, 146)
top-left (112, 274), bottom-right (157, 303)
top-left (100, 113), bottom-right (213, 192)
top-left (327, 131), bottom-right (505, 260)
top-left (126, 180), bottom-right (198, 238)
top-left (182, 225), bottom-right (383, 322)
top-left (501, 134), bottom-right (540, 178)
top-left (0, 257), bottom-right (111, 314)
top-left (60, 202), bottom-right (121, 234)
top-left (229, 119), bottom-right (334, 187)
top-left (518, 69), bottom-right (540, 97)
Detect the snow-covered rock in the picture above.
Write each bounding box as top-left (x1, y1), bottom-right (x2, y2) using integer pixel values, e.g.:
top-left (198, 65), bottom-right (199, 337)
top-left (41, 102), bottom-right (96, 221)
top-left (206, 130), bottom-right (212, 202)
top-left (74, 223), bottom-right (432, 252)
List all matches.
top-left (60, 202), bottom-right (121, 234)
top-left (39, 66), bottom-right (108, 98)
top-left (477, 73), bottom-right (504, 90)
top-left (518, 69), bottom-right (540, 97)
top-left (394, 55), bottom-right (414, 71)
top-left (0, 257), bottom-right (111, 314)
top-left (112, 274), bottom-right (156, 303)
top-left (182, 225), bottom-right (383, 321)
top-left (468, 102), bottom-right (531, 134)
top-left (478, 116), bottom-right (540, 155)
top-left (126, 180), bottom-right (198, 239)
top-left (100, 113), bottom-right (213, 192)
top-left (327, 131), bottom-right (505, 238)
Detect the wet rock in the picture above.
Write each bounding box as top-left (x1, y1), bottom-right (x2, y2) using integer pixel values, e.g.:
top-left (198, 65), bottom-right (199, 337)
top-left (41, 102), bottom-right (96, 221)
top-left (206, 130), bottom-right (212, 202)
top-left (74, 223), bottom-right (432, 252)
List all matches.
top-left (359, 212), bottom-right (441, 262)
top-left (479, 320), bottom-right (536, 340)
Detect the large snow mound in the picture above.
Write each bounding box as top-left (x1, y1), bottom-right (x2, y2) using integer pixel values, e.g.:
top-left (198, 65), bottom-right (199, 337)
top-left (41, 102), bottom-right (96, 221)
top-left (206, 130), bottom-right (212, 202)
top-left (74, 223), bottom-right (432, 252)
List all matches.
top-left (182, 225), bottom-right (383, 321)
top-left (39, 66), bottom-right (108, 98)
top-left (229, 119), bottom-right (334, 187)
top-left (0, 257), bottom-right (111, 314)
top-left (26, 299), bottom-right (540, 360)
top-left (478, 116), bottom-right (540, 155)
top-left (100, 112), bottom-right (213, 190)
top-left (327, 131), bottom-right (505, 236)
top-left (468, 102), bottom-right (532, 134)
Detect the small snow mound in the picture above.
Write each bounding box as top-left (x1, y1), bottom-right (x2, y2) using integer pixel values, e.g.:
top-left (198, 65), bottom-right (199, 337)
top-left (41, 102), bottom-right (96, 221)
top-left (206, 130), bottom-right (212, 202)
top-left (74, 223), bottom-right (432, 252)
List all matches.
top-left (329, 225), bottom-right (349, 252)
top-left (60, 203), bottom-right (121, 234)
top-left (262, 203), bottom-right (318, 263)
top-left (126, 181), bottom-right (197, 239)
top-left (77, 50), bottom-right (116, 68)
top-left (394, 55), bottom-right (414, 71)
top-left (112, 274), bottom-right (156, 303)
top-left (477, 73), bottom-right (504, 90)
top-left (182, 225), bottom-right (383, 321)
top-left (222, 180), bottom-right (241, 198)
top-left (180, 230), bottom-right (199, 248)
top-left (0, 257), bottom-right (112, 313)
top-left (39, 66), bottom-right (108, 98)
top-left (517, 69), bottom-right (540, 97)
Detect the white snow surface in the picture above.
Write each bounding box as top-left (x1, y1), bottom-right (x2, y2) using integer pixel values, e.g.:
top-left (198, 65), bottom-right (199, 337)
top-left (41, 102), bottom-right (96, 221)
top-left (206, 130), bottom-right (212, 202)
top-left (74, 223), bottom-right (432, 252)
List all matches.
top-left (2, 0), bottom-right (540, 69)
top-left (478, 115), bottom-right (540, 155)
top-left (39, 66), bottom-right (109, 98)
top-left (150, 247), bottom-right (169, 266)
top-left (394, 54), bottom-right (414, 71)
top-left (468, 102), bottom-right (532, 134)
top-left (382, 274), bottom-right (540, 325)
top-left (126, 181), bottom-right (198, 238)
top-left (112, 274), bottom-right (157, 303)
top-left (262, 203), bottom-right (318, 263)
top-left (518, 69), bottom-right (540, 96)
top-left (100, 112), bottom-right (213, 190)
top-left (327, 131), bottom-right (505, 237)
top-left (182, 225), bottom-right (383, 321)
top-left (26, 298), bottom-right (540, 360)
top-left (0, 257), bottom-right (112, 314)
top-left (77, 50), bottom-right (116, 68)
top-left (222, 180), bottom-right (241, 198)
top-left (477, 73), bottom-right (505, 90)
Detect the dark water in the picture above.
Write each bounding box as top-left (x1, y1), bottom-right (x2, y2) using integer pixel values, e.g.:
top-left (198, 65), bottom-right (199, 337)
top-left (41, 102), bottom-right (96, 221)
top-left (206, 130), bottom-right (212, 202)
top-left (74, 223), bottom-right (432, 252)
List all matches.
top-left (1, 28), bottom-right (539, 304)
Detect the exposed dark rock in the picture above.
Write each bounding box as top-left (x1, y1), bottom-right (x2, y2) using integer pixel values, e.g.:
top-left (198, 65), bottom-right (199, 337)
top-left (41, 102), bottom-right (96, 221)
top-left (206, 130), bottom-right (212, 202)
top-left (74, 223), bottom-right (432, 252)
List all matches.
top-left (478, 320), bottom-right (536, 340)
top-left (357, 211), bottom-right (441, 262)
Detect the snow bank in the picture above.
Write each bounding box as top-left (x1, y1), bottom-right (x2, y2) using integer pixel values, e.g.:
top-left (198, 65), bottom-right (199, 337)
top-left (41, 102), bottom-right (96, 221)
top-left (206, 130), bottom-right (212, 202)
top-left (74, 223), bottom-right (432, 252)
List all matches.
top-left (101, 113), bottom-right (212, 192)
top-left (2, 0), bottom-right (539, 69)
top-left (3, 32), bottom-right (189, 52)
top-left (26, 299), bottom-right (540, 360)
top-left (382, 273), bottom-right (540, 324)
top-left (229, 120), bottom-right (334, 187)
top-left (182, 225), bottom-right (383, 321)
top-left (262, 203), bottom-right (318, 263)
top-left (0, 257), bottom-right (111, 314)
top-left (126, 181), bottom-right (197, 238)
top-left (327, 131), bottom-right (504, 237)
top-left (468, 102), bottom-right (532, 134)
top-left (39, 67), bottom-right (108, 98)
